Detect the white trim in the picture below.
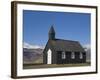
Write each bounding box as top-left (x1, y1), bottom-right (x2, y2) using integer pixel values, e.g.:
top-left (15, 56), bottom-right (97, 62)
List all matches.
top-left (47, 49), bottom-right (52, 64)
top-left (62, 51), bottom-right (66, 59)
top-left (71, 52), bottom-right (75, 59)
top-left (80, 52), bottom-right (83, 59)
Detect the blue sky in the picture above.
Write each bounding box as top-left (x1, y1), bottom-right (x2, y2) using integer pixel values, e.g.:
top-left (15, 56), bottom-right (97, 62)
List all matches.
top-left (23, 10), bottom-right (90, 47)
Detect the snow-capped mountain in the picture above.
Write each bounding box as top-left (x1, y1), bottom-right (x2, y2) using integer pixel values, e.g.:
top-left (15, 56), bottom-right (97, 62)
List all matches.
top-left (23, 42), bottom-right (44, 64)
top-left (24, 42), bottom-right (44, 49)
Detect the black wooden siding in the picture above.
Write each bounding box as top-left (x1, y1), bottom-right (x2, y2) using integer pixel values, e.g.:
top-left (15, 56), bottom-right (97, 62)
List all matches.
top-left (56, 51), bottom-right (86, 64)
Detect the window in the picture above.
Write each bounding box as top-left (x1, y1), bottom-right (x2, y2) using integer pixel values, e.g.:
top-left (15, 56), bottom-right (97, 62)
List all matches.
top-left (62, 51), bottom-right (66, 59)
top-left (80, 52), bottom-right (83, 59)
top-left (71, 52), bottom-right (75, 59)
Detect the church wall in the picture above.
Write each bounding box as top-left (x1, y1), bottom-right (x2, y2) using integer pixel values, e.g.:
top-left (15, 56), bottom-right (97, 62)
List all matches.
top-left (56, 51), bottom-right (86, 64)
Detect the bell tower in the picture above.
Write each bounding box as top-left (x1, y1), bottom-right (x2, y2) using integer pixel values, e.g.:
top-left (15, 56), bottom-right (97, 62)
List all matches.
top-left (49, 25), bottom-right (55, 40)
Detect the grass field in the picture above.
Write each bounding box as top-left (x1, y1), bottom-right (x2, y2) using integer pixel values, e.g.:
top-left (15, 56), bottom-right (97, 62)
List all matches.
top-left (23, 62), bottom-right (90, 69)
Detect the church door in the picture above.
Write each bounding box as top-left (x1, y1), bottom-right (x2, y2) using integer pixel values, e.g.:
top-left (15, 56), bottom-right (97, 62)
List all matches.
top-left (47, 49), bottom-right (52, 64)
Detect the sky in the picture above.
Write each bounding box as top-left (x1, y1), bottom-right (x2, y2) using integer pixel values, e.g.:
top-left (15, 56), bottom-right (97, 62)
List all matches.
top-left (23, 10), bottom-right (91, 47)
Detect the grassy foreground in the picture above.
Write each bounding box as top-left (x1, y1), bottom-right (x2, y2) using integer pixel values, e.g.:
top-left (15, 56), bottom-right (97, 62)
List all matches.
top-left (23, 62), bottom-right (90, 69)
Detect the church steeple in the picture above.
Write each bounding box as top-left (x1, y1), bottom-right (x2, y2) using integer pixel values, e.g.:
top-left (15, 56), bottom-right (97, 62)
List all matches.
top-left (49, 25), bottom-right (55, 40)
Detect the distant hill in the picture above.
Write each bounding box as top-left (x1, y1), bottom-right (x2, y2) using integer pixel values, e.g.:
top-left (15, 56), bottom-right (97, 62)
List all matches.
top-left (23, 48), bottom-right (43, 64)
top-left (86, 48), bottom-right (91, 62)
top-left (83, 44), bottom-right (91, 63)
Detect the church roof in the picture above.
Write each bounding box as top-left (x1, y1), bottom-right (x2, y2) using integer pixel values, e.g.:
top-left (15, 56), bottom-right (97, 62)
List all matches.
top-left (48, 39), bottom-right (85, 52)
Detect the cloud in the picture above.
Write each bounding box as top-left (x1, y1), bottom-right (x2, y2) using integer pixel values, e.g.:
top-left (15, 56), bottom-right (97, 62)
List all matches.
top-left (83, 44), bottom-right (91, 51)
top-left (23, 42), bottom-right (44, 49)
top-left (83, 44), bottom-right (90, 48)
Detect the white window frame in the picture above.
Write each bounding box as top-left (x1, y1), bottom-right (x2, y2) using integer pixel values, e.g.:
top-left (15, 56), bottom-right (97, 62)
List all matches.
top-left (71, 52), bottom-right (75, 59)
top-left (62, 51), bottom-right (66, 59)
top-left (80, 52), bottom-right (83, 59)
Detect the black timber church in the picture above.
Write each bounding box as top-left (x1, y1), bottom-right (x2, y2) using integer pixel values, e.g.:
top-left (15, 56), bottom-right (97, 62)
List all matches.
top-left (43, 26), bottom-right (86, 64)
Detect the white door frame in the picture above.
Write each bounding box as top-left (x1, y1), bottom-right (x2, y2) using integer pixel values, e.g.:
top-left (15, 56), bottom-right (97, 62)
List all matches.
top-left (47, 49), bottom-right (52, 64)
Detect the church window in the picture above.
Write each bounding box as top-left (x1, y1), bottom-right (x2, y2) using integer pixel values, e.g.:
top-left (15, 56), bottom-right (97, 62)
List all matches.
top-left (62, 51), bottom-right (66, 59)
top-left (71, 52), bottom-right (75, 59)
top-left (80, 52), bottom-right (83, 59)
